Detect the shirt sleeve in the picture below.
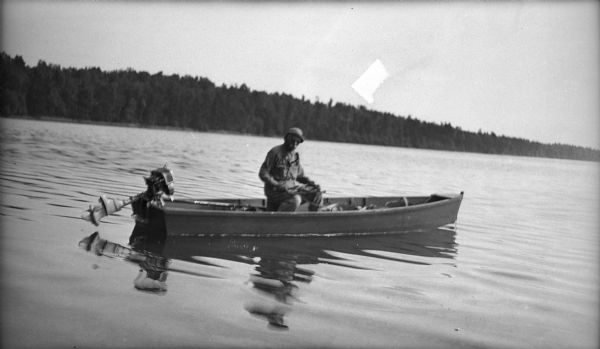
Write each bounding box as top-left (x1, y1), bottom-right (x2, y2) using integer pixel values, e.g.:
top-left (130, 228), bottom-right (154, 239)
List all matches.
top-left (259, 149), bottom-right (280, 187)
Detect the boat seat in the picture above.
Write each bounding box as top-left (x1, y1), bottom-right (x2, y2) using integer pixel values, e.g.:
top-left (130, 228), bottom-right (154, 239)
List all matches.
top-left (384, 197), bottom-right (409, 208)
top-left (319, 203), bottom-right (343, 212)
top-left (355, 204), bottom-right (377, 210)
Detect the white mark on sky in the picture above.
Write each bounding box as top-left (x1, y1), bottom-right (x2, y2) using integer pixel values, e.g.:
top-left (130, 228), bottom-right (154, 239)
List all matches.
top-left (351, 59), bottom-right (389, 104)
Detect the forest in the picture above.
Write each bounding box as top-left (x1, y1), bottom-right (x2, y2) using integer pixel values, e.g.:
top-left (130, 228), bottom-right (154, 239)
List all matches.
top-left (1, 52), bottom-right (598, 161)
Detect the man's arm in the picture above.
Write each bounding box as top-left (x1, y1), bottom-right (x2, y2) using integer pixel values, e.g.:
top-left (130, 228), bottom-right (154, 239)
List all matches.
top-left (259, 150), bottom-right (281, 187)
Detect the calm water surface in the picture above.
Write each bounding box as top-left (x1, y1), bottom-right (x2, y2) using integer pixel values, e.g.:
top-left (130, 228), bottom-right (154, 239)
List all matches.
top-left (1, 118), bottom-right (598, 348)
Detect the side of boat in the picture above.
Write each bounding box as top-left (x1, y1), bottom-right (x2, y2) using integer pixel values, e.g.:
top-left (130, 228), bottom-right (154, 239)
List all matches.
top-left (151, 192), bottom-right (463, 237)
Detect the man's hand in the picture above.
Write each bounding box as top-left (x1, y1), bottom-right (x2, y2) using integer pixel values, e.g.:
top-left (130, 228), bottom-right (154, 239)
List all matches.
top-left (306, 181), bottom-right (321, 191)
top-left (275, 181), bottom-right (298, 194)
top-left (277, 181), bottom-right (321, 194)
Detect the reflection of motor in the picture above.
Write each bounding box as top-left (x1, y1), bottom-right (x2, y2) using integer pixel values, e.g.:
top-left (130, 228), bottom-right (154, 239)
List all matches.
top-left (78, 231), bottom-right (169, 292)
top-left (81, 166), bottom-right (174, 226)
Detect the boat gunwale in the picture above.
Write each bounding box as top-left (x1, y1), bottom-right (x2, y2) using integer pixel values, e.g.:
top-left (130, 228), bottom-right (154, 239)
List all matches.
top-left (161, 192), bottom-right (463, 218)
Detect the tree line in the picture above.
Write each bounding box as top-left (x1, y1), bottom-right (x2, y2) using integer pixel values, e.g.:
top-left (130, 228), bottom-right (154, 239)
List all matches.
top-left (1, 52), bottom-right (598, 161)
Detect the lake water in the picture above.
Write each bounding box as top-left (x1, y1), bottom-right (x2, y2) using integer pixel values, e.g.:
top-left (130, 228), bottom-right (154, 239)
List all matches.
top-left (1, 118), bottom-right (598, 348)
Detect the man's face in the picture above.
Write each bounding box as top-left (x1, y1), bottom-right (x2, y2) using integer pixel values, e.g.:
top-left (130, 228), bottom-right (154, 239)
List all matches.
top-left (284, 135), bottom-right (302, 151)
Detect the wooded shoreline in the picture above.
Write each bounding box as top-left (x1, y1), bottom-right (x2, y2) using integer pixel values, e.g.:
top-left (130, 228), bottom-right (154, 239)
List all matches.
top-left (2, 52), bottom-right (598, 162)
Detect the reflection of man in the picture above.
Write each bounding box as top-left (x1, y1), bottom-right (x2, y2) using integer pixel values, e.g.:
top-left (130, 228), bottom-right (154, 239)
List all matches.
top-left (259, 127), bottom-right (322, 211)
top-left (244, 256), bottom-right (314, 330)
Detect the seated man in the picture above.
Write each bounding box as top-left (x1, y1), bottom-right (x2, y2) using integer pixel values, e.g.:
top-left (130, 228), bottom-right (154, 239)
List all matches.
top-left (259, 127), bottom-right (322, 211)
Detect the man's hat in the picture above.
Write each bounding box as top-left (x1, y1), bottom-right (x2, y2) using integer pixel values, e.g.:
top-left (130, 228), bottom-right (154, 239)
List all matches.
top-left (285, 127), bottom-right (304, 143)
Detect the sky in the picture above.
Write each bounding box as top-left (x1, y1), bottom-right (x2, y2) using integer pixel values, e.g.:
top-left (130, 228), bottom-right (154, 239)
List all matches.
top-left (2, 0), bottom-right (599, 149)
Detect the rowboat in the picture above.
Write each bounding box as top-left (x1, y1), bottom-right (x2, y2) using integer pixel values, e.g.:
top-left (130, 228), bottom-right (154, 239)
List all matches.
top-left (82, 167), bottom-right (463, 238)
top-left (140, 193), bottom-right (463, 238)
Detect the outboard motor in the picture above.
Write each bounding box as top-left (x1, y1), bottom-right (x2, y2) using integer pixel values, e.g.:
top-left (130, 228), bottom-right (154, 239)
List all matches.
top-left (131, 167), bottom-right (175, 224)
top-left (129, 166), bottom-right (174, 247)
top-left (81, 166), bottom-right (175, 246)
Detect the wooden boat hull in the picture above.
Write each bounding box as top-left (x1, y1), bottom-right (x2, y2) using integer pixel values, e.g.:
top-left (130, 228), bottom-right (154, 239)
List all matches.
top-left (137, 192), bottom-right (463, 237)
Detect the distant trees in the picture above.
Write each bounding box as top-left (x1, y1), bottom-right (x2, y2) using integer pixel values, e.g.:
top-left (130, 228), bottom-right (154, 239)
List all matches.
top-left (1, 51), bottom-right (598, 162)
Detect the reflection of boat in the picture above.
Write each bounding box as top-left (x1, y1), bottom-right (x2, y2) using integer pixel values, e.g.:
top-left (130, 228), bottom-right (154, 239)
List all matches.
top-left (81, 167), bottom-right (463, 238)
top-left (153, 227), bottom-right (457, 268)
top-left (142, 228), bottom-right (456, 329)
top-left (79, 226), bottom-right (457, 329)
